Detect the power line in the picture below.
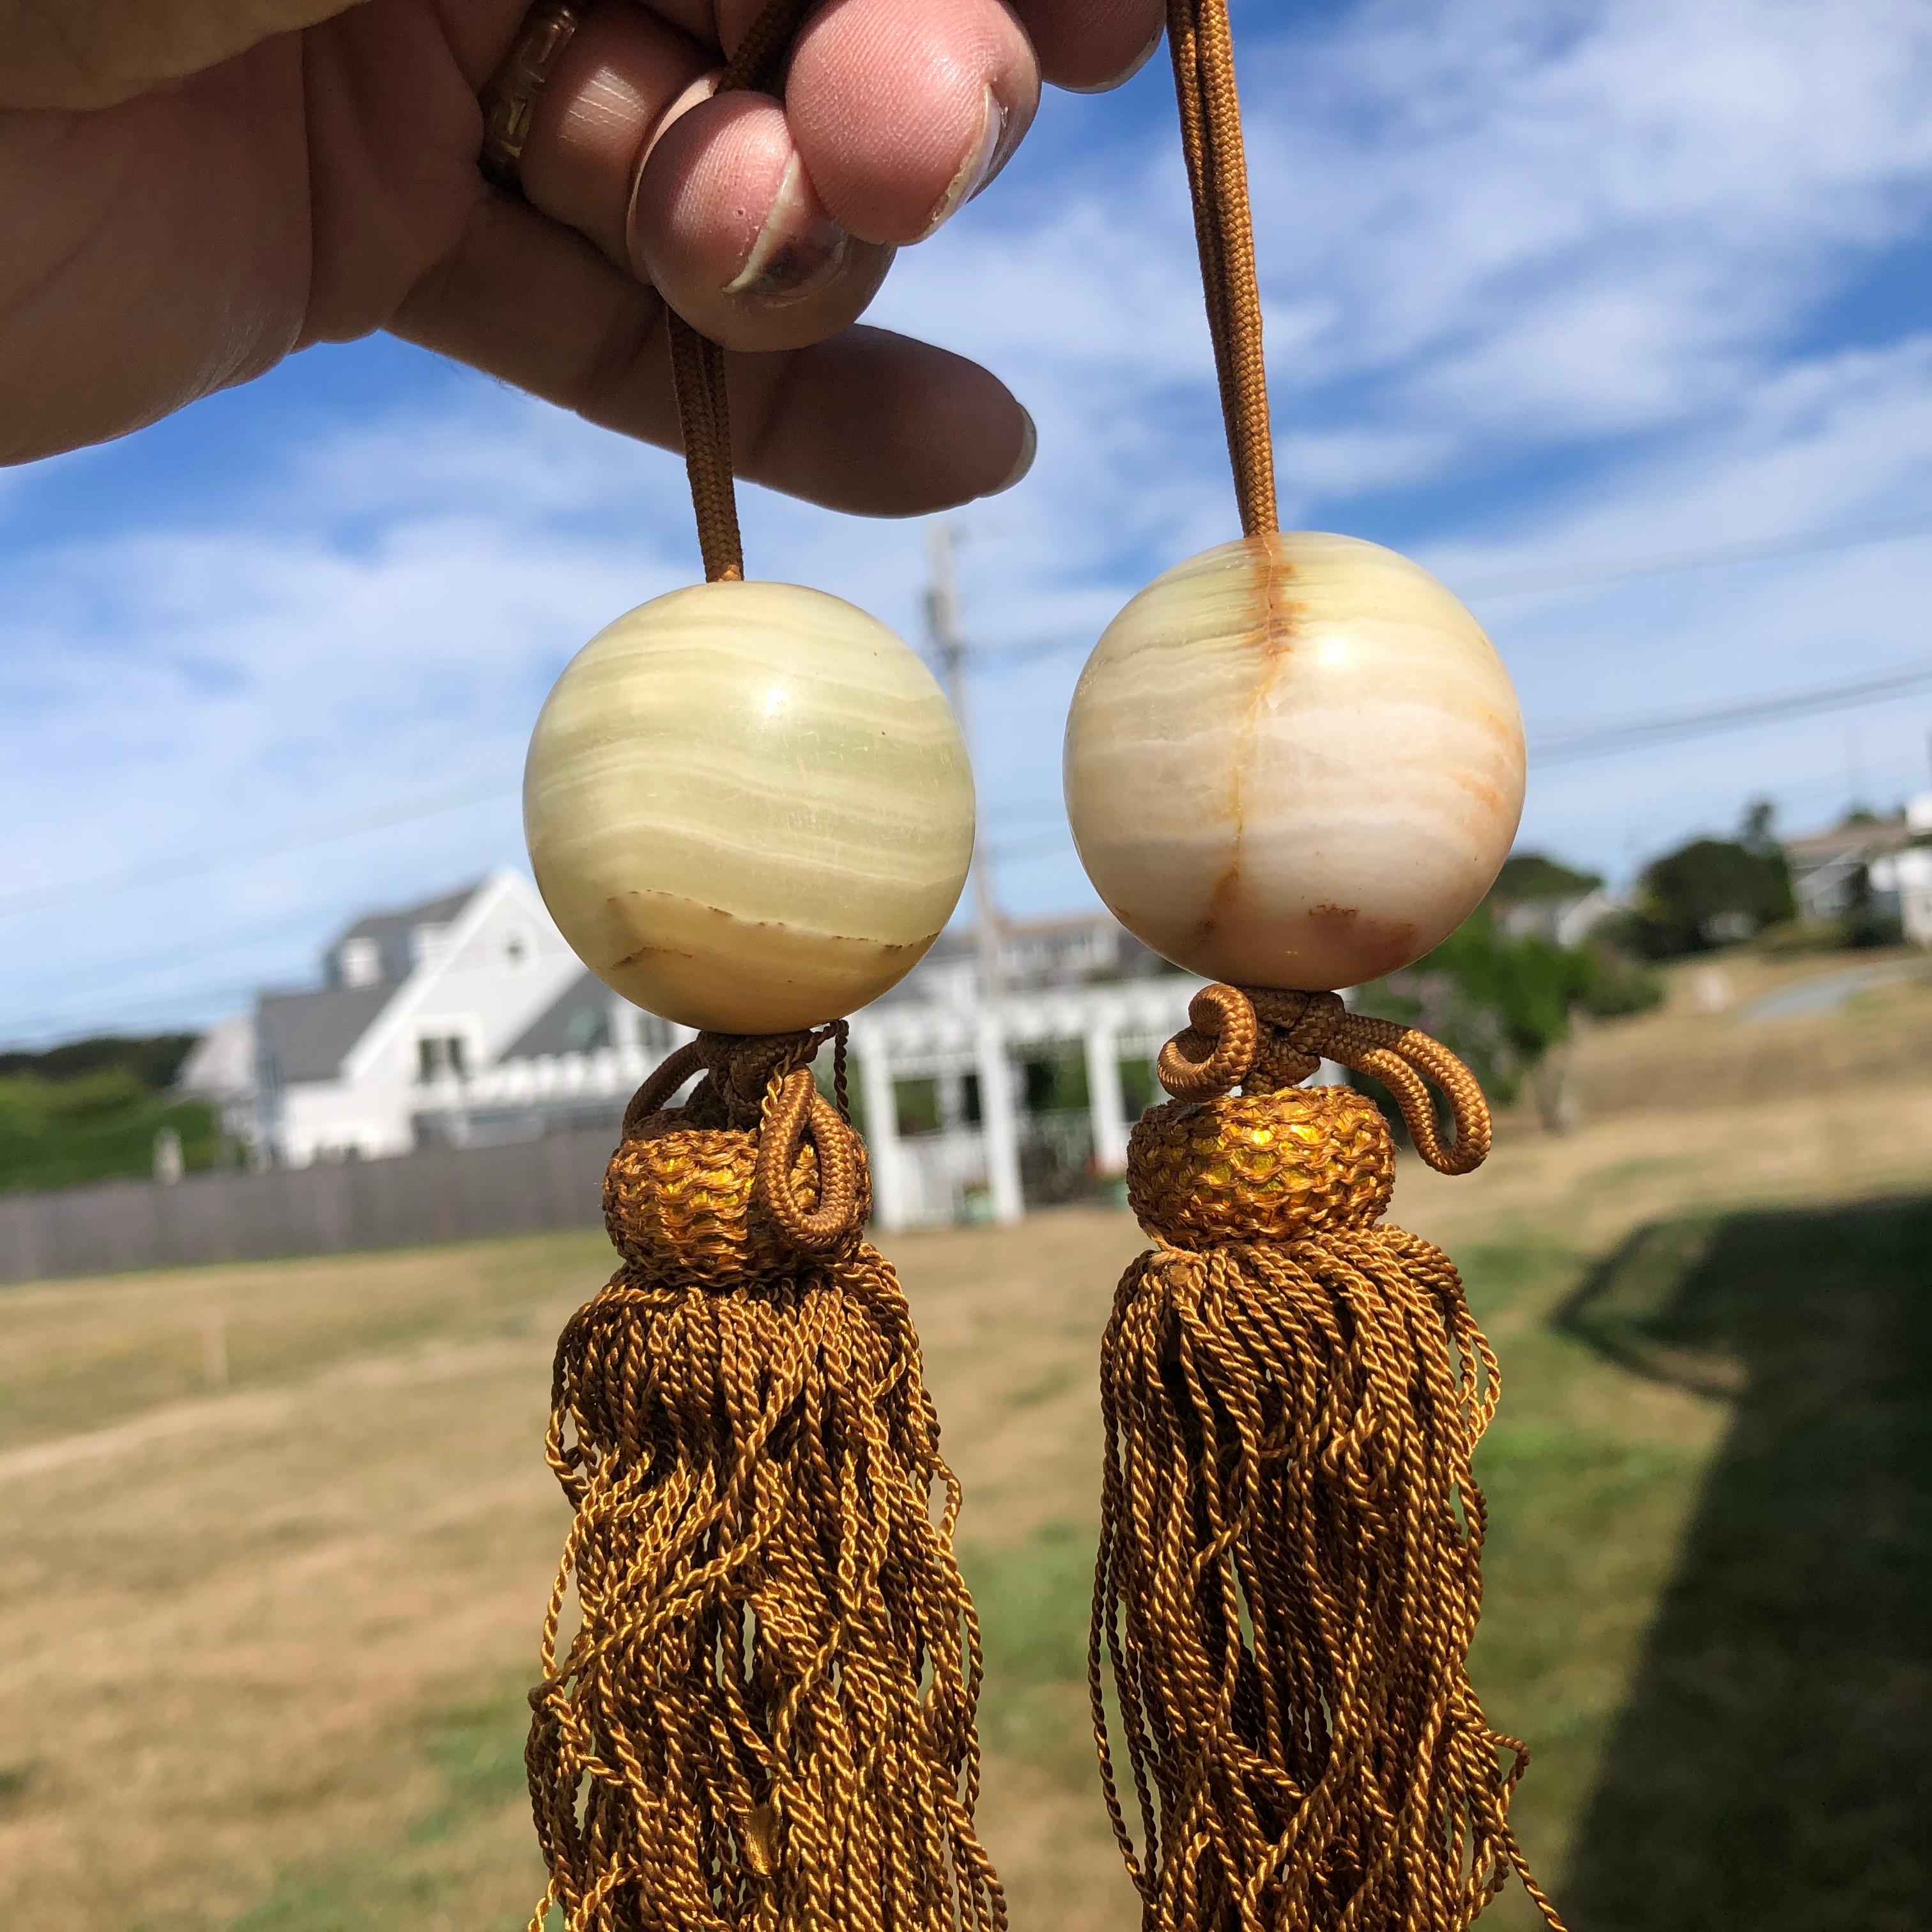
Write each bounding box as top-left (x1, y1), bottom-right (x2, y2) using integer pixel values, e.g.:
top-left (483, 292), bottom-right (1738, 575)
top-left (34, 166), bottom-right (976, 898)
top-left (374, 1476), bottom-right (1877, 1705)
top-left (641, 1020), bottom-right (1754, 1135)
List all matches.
top-left (1457, 511), bottom-right (1932, 601)
top-left (0, 776), bottom-right (515, 921)
top-left (1532, 660), bottom-right (1932, 765)
top-left (13, 510), bottom-right (1932, 927)
top-left (4, 813), bottom-right (1075, 1046)
top-left (926, 522), bottom-right (1008, 1000)
top-left (965, 512), bottom-right (1932, 673)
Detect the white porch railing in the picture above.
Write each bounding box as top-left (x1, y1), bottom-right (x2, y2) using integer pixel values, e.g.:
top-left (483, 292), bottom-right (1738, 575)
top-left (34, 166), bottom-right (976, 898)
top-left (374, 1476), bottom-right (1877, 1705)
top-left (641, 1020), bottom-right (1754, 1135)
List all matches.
top-left (415, 974), bottom-right (1268, 1230)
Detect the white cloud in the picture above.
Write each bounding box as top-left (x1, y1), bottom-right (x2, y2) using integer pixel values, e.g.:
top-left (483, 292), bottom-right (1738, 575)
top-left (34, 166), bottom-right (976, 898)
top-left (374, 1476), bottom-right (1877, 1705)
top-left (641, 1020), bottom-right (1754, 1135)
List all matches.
top-left (1275, 427), bottom-right (1457, 504)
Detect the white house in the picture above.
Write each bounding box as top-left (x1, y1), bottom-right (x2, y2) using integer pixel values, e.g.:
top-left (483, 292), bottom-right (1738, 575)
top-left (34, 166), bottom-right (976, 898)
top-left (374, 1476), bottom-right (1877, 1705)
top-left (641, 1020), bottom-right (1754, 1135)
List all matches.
top-left (1869, 789), bottom-right (1932, 944)
top-left (190, 871), bottom-right (592, 1165)
top-left (178, 874), bottom-right (1215, 1225)
top-left (1786, 791), bottom-right (1932, 940)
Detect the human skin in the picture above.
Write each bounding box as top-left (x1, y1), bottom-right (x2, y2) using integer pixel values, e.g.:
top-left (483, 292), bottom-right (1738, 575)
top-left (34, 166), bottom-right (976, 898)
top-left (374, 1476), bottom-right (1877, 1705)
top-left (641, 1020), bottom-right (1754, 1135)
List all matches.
top-left (0, 0), bottom-right (1164, 509)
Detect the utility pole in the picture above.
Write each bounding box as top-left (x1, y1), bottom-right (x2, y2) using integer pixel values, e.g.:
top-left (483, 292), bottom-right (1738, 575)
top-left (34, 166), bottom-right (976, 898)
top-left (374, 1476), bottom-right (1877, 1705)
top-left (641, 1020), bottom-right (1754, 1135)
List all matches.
top-left (924, 522), bottom-right (1023, 1225)
top-left (926, 523), bottom-right (1005, 997)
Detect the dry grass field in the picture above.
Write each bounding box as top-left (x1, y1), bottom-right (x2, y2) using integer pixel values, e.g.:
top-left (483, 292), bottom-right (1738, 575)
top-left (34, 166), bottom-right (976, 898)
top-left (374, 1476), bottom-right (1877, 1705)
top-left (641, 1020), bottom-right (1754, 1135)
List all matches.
top-left (3, 952), bottom-right (1929, 1932)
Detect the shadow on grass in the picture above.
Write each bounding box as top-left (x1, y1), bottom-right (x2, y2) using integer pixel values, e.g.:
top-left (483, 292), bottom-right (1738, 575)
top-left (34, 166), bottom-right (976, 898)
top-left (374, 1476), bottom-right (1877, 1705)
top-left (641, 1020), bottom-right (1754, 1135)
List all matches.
top-left (1555, 1193), bottom-right (1932, 1931)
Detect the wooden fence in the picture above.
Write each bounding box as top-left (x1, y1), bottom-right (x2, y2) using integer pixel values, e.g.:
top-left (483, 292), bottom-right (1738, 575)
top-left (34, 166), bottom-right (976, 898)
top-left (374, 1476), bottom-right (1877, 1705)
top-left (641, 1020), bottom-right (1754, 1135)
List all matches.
top-left (0, 1119), bottom-right (626, 1284)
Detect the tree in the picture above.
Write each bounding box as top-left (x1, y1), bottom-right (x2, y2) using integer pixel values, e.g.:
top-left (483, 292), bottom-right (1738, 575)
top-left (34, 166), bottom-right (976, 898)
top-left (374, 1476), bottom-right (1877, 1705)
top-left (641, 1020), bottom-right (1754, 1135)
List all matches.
top-left (1358, 909), bottom-right (1660, 1132)
top-left (0, 1066), bottom-right (218, 1192)
top-left (0, 1031), bottom-right (201, 1089)
top-left (1490, 852), bottom-right (1604, 906)
top-left (1625, 835), bottom-right (1795, 958)
top-left (1739, 796), bottom-right (1779, 855)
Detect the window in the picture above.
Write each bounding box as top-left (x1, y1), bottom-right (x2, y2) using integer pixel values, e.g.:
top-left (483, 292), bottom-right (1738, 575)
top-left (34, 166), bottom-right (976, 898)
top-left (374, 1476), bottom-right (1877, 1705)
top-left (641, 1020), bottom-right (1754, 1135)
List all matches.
top-left (338, 937), bottom-right (380, 987)
top-left (416, 1034), bottom-right (469, 1083)
top-left (565, 1007), bottom-right (611, 1052)
top-left (503, 930), bottom-right (530, 971)
top-left (411, 923), bottom-right (452, 969)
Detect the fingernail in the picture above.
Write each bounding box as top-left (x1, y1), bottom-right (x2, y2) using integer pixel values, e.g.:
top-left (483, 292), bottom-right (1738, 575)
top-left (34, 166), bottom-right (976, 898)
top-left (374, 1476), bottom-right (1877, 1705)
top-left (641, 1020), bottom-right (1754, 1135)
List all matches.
top-left (990, 407), bottom-right (1038, 495)
top-left (919, 84), bottom-right (1008, 240)
top-left (723, 152), bottom-right (854, 305)
top-left (1065, 26), bottom-right (1166, 95)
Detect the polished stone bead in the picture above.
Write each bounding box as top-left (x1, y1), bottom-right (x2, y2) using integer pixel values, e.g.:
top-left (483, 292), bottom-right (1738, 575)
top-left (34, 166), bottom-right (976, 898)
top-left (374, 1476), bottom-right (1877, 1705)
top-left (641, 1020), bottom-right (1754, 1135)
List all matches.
top-left (1062, 532), bottom-right (1524, 990)
top-left (524, 580), bottom-right (974, 1032)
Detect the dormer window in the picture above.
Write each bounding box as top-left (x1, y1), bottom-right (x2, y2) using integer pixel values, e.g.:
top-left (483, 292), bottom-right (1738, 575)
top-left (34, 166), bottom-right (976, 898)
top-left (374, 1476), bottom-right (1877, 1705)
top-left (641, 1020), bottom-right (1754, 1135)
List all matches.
top-left (411, 923), bottom-right (452, 968)
top-left (339, 937), bottom-right (380, 986)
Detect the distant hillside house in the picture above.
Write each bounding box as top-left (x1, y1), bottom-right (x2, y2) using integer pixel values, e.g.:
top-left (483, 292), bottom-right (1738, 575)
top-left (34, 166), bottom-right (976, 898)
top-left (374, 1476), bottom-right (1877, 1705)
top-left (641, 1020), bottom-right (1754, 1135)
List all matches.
top-left (1787, 792), bottom-right (1932, 944)
top-left (1487, 852), bottom-right (1616, 947)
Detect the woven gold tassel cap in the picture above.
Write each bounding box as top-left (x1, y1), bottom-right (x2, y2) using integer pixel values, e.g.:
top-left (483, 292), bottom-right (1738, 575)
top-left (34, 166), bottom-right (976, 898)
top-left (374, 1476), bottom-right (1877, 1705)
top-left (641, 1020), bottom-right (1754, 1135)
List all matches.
top-left (1128, 1084), bottom-right (1395, 1247)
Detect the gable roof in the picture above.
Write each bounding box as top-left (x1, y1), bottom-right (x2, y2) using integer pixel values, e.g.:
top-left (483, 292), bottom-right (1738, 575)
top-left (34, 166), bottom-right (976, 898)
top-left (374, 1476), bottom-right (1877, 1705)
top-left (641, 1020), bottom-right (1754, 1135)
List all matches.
top-left (257, 983), bottom-right (397, 1084)
top-left (1786, 816), bottom-right (1909, 868)
top-left (330, 881), bottom-right (486, 983)
top-left (503, 970), bottom-right (613, 1059)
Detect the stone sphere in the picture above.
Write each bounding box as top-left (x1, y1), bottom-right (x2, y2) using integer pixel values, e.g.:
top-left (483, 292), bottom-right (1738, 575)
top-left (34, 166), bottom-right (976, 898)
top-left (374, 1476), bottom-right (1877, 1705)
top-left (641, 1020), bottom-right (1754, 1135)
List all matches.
top-left (524, 580), bottom-right (974, 1032)
top-left (1062, 532), bottom-right (1524, 990)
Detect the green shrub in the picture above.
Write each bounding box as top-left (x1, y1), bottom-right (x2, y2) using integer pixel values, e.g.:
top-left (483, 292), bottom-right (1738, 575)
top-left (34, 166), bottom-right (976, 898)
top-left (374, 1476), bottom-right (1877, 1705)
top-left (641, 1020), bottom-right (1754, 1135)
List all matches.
top-left (0, 1071), bottom-right (220, 1193)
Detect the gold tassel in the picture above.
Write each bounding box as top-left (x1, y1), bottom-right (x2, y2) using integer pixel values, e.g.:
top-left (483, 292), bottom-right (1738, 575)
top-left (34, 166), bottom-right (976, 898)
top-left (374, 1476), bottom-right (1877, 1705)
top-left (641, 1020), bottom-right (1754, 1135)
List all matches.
top-left (1091, 986), bottom-right (1567, 1932)
top-left (525, 1026), bottom-right (1005, 1932)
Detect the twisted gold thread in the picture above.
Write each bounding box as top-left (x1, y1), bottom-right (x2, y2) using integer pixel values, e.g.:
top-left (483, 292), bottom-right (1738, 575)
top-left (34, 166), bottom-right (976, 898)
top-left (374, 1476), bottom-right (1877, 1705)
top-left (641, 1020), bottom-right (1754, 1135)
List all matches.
top-left (526, 1028), bottom-right (1005, 1932)
top-left (1092, 985), bottom-right (1567, 1932)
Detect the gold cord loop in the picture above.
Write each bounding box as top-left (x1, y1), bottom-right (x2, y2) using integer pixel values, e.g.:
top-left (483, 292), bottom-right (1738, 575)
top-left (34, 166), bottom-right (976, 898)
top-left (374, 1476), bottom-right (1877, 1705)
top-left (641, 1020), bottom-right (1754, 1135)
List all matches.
top-left (754, 1066), bottom-right (864, 1252)
top-left (618, 1036), bottom-right (708, 1138)
top-left (1156, 983), bottom-right (1492, 1177)
top-left (1155, 982), bottom-right (1261, 1098)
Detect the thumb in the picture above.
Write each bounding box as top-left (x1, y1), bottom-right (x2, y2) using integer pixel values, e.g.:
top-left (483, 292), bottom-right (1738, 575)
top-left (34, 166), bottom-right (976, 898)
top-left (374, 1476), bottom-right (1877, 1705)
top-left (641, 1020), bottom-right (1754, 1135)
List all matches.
top-left (0, 0), bottom-right (360, 110)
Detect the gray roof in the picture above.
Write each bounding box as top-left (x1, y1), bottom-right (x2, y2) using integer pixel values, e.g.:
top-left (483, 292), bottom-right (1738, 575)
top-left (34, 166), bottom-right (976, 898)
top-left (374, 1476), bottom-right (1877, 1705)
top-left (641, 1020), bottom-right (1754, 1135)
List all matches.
top-left (257, 983), bottom-right (396, 1084)
top-left (505, 971), bottom-right (613, 1059)
top-left (331, 881), bottom-right (484, 983)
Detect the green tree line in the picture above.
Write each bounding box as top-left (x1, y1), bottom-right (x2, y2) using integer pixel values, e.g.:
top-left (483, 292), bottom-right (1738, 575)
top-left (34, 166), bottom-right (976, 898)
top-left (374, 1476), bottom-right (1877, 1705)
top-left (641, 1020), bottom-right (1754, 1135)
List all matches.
top-left (0, 1034), bottom-right (220, 1193)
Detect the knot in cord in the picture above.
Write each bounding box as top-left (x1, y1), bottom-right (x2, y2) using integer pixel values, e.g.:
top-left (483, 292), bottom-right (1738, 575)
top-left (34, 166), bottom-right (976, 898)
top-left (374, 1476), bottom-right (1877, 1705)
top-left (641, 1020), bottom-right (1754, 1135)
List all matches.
top-left (1156, 983), bottom-right (1492, 1176)
top-left (613, 1022), bottom-right (865, 1263)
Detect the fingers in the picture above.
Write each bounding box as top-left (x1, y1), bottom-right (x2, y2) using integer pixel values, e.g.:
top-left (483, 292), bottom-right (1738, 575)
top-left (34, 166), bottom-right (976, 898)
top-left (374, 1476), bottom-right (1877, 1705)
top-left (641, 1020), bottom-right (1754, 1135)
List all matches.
top-left (390, 188), bottom-right (1035, 518)
top-left (458, 0), bottom-right (1160, 399)
top-left (512, 0), bottom-right (1041, 353)
top-left (516, 1), bottom-right (710, 265)
top-left (629, 91), bottom-right (895, 349)
top-left (516, 0), bottom-right (896, 351)
top-left (1002, 0), bottom-right (1167, 94)
top-left (779, 0), bottom-right (1039, 245)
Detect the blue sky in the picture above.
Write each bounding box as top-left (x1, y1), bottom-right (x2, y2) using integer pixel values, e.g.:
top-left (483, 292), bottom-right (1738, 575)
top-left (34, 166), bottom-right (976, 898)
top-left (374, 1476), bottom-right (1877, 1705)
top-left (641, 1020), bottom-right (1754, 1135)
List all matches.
top-left (8, 0), bottom-right (1932, 1047)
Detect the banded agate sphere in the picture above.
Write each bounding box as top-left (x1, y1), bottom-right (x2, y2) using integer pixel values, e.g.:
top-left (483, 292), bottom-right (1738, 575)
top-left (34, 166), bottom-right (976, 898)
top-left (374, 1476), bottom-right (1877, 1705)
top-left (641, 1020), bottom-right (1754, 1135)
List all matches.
top-left (524, 581), bottom-right (974, 1033)
top-left (1062, 532), bottom-right (1524, 990)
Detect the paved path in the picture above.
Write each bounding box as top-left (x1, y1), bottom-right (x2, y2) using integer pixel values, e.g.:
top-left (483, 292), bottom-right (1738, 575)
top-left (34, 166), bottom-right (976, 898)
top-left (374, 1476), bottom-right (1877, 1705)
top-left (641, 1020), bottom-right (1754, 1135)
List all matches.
top-left (1740, 962), bottom-right (1918, 1022)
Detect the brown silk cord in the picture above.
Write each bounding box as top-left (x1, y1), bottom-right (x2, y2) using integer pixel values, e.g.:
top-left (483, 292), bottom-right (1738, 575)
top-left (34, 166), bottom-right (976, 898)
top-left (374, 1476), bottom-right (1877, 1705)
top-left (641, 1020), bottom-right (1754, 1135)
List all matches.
top-left (1096, 987), bottom-right (1568, 1931)
top-left (526, 1026), bottom-right (1006, 1931)
top-left (755, 1068), bottom-right (863, 1252)
top-left (1166, 0), bottom-right (1278, 537)
top-left (667, 0), bottom-right (819, 581)
top-left (1158, 985), bottom-right (1492, 1175)
top-left (670, 319), bottom-right (746, 583)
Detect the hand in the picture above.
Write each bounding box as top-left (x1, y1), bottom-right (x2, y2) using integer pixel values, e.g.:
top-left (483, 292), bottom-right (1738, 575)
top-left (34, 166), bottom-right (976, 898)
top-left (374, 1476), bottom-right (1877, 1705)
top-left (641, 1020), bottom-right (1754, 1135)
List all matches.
top-left (0, 0), bottom-right (1162, 511)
